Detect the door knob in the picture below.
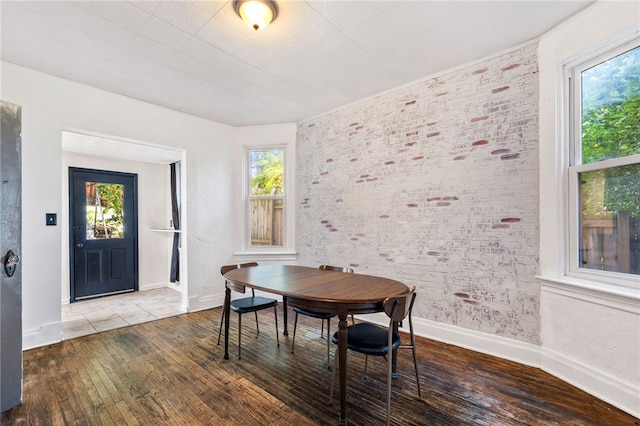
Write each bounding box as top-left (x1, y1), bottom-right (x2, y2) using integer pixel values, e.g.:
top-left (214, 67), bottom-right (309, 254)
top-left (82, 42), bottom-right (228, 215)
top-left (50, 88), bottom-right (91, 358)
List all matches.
top-left (4, 250), bottom-right (19, 277)
top-left (76, 243), bottom-right (84, 248)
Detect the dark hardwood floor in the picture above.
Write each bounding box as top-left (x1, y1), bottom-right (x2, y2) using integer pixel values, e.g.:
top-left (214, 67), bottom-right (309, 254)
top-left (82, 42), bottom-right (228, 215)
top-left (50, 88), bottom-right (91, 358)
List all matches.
top-left (2, 305), bottom-right (638, 425)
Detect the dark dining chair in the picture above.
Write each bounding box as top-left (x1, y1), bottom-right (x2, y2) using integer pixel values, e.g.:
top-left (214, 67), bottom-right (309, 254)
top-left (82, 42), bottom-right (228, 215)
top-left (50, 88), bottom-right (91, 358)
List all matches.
top-left (290, 264), bottom-right (354, 366)
top-left (329, 287), bottom-right (421, 426)
top-left (217, 262), bottom-right (279, 360)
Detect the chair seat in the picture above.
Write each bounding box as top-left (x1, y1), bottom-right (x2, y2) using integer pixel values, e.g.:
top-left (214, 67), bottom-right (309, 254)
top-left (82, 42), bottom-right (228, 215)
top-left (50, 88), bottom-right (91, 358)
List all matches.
top-left (332, 323), bottom-right (401, 357)
top-left (230, 296), bottom-right (278, 314)
top-left (293, 306), bottom-right (336, 320)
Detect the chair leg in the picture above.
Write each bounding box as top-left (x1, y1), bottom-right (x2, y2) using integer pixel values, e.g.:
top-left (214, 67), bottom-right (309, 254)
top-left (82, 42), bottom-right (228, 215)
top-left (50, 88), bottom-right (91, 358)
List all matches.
top-left (411, 343), bottom-right (422, 400)
top-left (274, 306), bottom-right (280, 347)
top-left (217, 307), bottom-right (225, 345)
top-left (320, 318), bottom-right (325, 337)
top-left (362, 355), bottom-right (370, 381)
top-left (291, 312), bottom-right (299, 353)
top-left (387, 348), bottom-right (393, 426)
top-left (328, 349), bottom-right (338, 404)
top-left (237, 313), bottom-right (242, 360)
top-left (326, 318), bottom-right (331, 367)
top-left (254, 311), bottom-right (260, 334)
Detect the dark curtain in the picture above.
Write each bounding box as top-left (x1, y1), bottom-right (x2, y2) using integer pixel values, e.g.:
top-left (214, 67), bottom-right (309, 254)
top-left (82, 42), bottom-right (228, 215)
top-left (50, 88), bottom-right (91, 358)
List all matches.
top-left (170, 162), bottom-right (180, 282)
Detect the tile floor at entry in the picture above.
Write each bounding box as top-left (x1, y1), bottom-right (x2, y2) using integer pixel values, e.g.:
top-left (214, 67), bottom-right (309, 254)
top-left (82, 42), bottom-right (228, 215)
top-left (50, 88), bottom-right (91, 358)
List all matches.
top-left (61, 287), bottom-right (183, 340)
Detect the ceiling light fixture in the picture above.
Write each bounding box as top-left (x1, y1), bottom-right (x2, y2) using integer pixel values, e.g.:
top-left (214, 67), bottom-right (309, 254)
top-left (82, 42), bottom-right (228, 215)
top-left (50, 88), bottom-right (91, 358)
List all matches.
top-left (234, 0), bottom-right (278, 31)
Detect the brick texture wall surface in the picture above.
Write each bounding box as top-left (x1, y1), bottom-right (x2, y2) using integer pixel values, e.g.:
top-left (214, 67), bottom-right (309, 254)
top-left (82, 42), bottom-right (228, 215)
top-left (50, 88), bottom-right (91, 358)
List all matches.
top-left (296, 43), bottom-right (540, 344)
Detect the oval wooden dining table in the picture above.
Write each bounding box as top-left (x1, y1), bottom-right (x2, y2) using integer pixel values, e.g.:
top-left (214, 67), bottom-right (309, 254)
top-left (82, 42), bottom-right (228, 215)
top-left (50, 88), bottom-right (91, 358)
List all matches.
top-left (223, 264), bottom-right (410, 425)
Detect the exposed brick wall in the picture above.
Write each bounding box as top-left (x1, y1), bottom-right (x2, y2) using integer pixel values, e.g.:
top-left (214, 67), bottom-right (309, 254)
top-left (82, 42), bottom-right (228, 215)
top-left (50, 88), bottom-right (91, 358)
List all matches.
top-left (296, 43), bottom-right (540, 344)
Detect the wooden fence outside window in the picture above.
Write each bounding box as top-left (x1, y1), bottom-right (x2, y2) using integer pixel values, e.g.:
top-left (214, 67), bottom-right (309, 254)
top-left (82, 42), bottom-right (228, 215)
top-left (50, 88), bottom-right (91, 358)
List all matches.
top-left (251, 198), bottom-right (283, 246)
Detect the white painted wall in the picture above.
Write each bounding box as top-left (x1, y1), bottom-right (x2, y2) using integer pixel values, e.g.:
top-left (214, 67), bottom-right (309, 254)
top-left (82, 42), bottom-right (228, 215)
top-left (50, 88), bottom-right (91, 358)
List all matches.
top-left (1, 61), bottom-right (296, 350)
top-left (538, 1), bottom-right (640, 417)
top-left (60, 152), bottom-right (172, 303)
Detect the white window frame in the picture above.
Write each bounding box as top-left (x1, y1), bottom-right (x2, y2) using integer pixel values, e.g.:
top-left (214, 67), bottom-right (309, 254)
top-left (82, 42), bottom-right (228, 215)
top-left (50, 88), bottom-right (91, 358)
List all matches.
top-left (235, 142), bottom-right (296, 260)
top-left (564, 38), bottom-right (640, 290)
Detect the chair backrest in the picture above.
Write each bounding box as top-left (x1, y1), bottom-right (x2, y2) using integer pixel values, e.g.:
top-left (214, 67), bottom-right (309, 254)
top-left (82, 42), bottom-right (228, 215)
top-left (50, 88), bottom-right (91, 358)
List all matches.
top-left (220, 262), bottom-right (259, 294)
top-left (319, 264), bottom-right (354, 273)
top-left (383, 286), bottom-right (416, 322)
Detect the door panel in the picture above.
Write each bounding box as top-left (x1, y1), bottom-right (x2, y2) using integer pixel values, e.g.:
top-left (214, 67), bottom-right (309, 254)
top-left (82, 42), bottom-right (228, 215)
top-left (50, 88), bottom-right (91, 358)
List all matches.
top-left (69, 168), bottom-right (138, 301)
top-left (0, 101), bottom-right (22, 412)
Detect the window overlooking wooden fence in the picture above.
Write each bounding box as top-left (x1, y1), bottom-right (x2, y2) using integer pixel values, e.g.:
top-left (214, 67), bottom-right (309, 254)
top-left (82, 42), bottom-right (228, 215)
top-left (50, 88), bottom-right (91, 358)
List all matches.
top-left (248, 148), bottom-right (285, 247)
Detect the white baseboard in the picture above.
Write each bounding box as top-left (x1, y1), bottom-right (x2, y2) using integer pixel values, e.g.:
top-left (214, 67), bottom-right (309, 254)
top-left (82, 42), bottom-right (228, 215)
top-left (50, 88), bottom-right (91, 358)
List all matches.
top-left (412, 317), bottom-right (541, 368)
top-left (188, 293), bottom-right (222, 312)
top-left (23, 322), bottom-right (61, 351)
top-left (542, 347), bottom-right (640, 418)
top-left (139, 282), bottom-right (171, 291)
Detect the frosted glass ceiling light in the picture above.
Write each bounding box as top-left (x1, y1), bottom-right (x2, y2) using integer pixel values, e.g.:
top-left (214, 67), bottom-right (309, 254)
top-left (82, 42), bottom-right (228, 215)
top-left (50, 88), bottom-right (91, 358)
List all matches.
top-left (234, 0), bottom-right (278, 31)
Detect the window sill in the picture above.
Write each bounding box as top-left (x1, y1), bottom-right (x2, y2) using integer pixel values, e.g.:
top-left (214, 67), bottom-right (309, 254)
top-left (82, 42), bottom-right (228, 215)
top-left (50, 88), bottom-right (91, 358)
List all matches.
top-left (232, 250), bottom-right (298, 262)
top-left (537, 275), bottom-right (640, 314)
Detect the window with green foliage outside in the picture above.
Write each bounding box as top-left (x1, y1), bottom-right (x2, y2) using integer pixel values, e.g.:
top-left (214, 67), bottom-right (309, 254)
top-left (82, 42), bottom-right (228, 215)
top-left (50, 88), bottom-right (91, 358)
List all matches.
top-left (86, 182), bottom-right (124, 239)
top-left (248, 149), bottom-right (284, 246)
top-left (573, 44), bottom-right (639, 279)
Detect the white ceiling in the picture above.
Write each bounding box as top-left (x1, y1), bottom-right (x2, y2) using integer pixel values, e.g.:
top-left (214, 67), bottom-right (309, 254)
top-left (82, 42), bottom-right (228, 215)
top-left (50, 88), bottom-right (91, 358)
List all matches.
top-left (61, 130), bottom-right (183, 164)
top-left (1, 0), bottom-right (594, 128)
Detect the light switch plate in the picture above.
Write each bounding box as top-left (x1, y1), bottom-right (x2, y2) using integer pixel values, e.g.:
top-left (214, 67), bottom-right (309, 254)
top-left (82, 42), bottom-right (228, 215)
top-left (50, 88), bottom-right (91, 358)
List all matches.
top-left (46, 213), bottom-right (57, 226)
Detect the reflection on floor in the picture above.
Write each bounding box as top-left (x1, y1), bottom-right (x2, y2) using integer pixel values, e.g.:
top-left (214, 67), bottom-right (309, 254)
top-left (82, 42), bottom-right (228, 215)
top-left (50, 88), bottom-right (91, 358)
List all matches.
top-left (61, 287), bottom-right (183, 340)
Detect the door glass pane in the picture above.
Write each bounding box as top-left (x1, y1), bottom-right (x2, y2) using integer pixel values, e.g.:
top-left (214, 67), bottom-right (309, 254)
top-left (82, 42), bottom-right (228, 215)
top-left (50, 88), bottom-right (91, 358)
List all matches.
top-left (579, 163), bottom-right (640, 275)
top-left (86, 182), bottom-right (124, 239)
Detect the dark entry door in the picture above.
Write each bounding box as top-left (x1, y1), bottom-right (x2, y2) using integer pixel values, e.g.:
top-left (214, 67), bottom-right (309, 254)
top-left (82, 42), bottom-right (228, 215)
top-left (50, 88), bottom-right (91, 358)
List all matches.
top-left (70, 168), bottom-right (138, 302)
top-left (1, 101), bottom-right (22, 412)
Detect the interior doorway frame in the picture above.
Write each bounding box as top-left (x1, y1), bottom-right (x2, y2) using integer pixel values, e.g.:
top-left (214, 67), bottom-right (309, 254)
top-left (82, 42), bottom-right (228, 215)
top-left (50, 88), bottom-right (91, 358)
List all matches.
top-left (61, 130), bottom-right (189, 313)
